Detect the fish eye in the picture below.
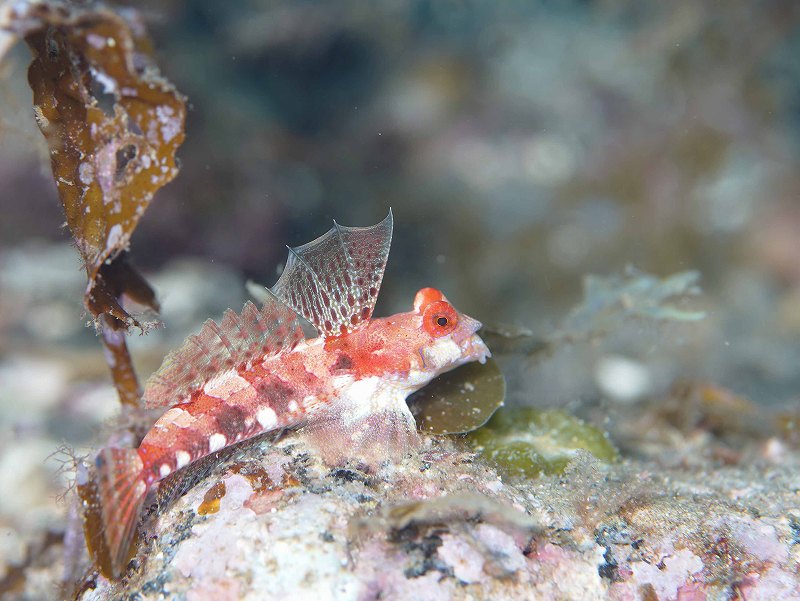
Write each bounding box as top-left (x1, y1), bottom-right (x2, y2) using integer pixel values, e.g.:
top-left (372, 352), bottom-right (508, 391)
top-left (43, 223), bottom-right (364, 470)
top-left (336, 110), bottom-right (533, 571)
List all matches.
top-left (423, 300), bottom-right (458, 337)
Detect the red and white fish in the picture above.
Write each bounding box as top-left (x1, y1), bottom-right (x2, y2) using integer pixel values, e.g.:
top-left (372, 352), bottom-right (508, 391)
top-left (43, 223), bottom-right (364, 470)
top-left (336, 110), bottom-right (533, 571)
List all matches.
top-left (80, 211), bottom-right (490, 577)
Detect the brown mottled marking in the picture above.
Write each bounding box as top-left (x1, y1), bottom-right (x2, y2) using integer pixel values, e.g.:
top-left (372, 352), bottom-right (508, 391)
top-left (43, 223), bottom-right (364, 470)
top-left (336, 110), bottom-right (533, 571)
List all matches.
top-left (213, 404), bottom-right (250, 442)
top-left (331, 353), bottom-right (354, 371)
top-left (254, 377), bottom-right (297, 415)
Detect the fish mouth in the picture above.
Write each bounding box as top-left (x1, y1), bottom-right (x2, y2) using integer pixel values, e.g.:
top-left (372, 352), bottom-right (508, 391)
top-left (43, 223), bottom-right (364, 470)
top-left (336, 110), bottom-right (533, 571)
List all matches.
top-left (463, 332), bottom-right (491, 365)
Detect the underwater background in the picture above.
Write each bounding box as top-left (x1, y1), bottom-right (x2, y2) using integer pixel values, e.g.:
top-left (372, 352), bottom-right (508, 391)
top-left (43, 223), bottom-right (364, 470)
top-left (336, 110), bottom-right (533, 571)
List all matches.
top-left (1, 1), bottom-right (800, 598)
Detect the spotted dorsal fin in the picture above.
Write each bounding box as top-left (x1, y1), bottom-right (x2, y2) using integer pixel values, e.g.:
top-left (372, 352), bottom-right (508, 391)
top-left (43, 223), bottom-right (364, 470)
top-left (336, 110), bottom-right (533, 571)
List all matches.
top-left (271, 210), bottom-right (393, 337)
top-left (142, 291), bottom-right (304, 409)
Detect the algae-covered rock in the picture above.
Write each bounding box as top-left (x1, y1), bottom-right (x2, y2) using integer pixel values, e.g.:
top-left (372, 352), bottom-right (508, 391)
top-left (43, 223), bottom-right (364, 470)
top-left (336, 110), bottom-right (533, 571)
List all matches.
top-left (467, 407), bottom-right (619, 479)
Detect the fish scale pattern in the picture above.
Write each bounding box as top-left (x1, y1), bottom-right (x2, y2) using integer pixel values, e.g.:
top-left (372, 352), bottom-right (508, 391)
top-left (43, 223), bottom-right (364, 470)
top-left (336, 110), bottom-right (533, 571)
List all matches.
top-left (271, 211), bottom-right (393, 337)
top-left (142, 293), bottom-right (304, 409)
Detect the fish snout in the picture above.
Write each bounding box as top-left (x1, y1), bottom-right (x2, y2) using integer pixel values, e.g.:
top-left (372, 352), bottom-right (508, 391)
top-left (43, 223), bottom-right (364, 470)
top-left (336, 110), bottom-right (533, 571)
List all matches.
top-left (461, 315), bottom-right (483, 335)
top-left (455, 314), bottom-right (489, 364)
top-left (464, 332), bottom-right (491, 364)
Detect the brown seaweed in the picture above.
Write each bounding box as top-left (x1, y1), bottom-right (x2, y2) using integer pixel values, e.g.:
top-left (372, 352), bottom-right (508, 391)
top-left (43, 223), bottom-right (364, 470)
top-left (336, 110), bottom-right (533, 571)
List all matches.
top-left (5, 1), bottom-right (186, 406)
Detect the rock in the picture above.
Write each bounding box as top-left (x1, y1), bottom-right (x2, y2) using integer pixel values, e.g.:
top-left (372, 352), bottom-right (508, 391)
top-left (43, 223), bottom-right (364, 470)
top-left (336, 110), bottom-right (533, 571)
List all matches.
top-left (66, 433), bottom-right (800, 601)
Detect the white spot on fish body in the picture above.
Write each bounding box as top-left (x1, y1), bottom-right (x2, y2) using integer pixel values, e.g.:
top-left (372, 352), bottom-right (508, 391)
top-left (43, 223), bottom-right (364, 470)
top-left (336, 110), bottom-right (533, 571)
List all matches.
top-left (256, 407), bottom-right (278, 429)
top-left (208, 433), bottom-right (227, 452)
top-left (175, 451), bottom-right (190, 469)
top-left (159, 464), bottom-right (172, 478)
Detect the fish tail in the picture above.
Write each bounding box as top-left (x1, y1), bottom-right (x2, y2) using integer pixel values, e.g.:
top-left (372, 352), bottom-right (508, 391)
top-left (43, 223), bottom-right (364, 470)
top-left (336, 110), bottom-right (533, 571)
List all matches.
top-left (78, 448), bottom-right (147, 578)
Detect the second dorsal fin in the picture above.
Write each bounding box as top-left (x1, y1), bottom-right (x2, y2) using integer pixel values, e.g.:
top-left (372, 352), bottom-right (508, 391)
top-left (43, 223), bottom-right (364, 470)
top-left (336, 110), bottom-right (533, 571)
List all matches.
top-left (142, 290), bottom-right (304, 409)
top-left (271, 210), bottom-right (393, 337)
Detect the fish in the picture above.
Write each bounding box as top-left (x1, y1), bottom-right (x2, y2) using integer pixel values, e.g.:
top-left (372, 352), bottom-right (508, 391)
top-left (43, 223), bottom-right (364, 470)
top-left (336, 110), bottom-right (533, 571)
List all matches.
top-left (79, 210), bottom-right (491, 578)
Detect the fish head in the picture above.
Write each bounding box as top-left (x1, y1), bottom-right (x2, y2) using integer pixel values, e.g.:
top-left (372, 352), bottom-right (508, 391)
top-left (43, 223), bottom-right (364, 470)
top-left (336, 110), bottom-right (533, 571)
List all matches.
top-left (405, 287), bottom-right (491, 385)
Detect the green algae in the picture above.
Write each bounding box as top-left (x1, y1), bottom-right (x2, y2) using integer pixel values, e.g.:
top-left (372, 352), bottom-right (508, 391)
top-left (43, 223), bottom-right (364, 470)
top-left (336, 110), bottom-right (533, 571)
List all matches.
top-left (467, 407), bottom-right (618, 479)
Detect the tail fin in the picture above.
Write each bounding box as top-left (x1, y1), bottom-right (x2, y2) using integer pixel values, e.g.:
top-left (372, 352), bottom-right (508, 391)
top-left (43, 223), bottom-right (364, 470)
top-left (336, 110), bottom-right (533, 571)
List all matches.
top-left (78, 448), bottom-right (147, 578)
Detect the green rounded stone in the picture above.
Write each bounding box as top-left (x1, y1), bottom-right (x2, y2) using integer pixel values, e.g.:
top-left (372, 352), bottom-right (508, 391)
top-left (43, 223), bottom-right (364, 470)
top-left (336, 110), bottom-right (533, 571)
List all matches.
top-left (466, 407), bottom-right (618, 479)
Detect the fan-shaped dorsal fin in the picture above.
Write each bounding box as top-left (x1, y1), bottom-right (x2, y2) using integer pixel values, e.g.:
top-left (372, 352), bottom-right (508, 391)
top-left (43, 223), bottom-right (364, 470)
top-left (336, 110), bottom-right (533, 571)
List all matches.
top-left (142, 290), bottom-right (304, 409)
top-left (271, 210), bottom-right (393, 337)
